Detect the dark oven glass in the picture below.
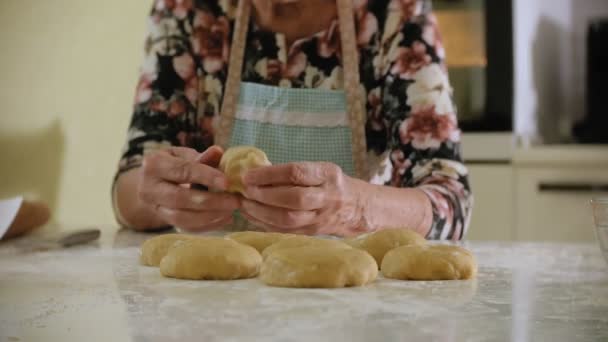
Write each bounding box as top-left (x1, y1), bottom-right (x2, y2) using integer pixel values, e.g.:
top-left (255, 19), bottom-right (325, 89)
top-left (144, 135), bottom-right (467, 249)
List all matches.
top-left (434, 0), bottom-right (513, 132)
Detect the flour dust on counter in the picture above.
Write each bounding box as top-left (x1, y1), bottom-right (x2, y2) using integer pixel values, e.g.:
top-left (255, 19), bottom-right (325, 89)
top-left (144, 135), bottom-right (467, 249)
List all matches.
top-left (2, 229), bottom-right (608, 341)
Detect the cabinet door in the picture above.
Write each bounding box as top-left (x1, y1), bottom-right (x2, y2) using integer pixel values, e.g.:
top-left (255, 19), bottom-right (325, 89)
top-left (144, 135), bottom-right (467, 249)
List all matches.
top-left (515, 167), bottom-right (608, 242)
top-left (466, 165), bottom-right (515, 241)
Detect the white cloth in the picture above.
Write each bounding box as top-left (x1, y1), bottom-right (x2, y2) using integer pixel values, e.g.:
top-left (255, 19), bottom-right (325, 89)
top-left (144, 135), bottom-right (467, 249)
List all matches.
top-left (0, 196), bottom-right (23, 239)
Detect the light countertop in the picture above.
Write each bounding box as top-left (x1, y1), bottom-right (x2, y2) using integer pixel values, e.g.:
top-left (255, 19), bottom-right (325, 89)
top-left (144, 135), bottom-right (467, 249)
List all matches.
top-left (1, 228), bottom-right (607, 342)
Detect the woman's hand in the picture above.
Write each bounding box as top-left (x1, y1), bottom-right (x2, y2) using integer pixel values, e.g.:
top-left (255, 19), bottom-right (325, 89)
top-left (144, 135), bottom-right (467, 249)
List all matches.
top-left (239, 162), bottom-right (369, 236)
top-left (138, 146), bottom-right (240, 232)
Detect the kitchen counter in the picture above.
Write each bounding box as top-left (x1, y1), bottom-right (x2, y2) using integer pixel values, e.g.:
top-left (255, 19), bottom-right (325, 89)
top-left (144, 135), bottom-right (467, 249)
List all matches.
top-left (1, 229), bottom-right (607, 342)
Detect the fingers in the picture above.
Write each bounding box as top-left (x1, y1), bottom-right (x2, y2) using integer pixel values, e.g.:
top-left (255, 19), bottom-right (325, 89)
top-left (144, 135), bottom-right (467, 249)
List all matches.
top-left (243, 162), bottom-right (342, 187)
top-left (196, 145), bottom-right (224, 167)
top-left (138, 146), bottom-right (238, 232)
top-left (191, 146), bottom-right (225, 191)
top-left (156, 206), bottom-right (233, 232)
top-left (241, 199), bottom-right (317, 229)
top-left (140, 181), bottom-right (240, 211)
top-left (143, 149), bottom-right (228, 190)
top-left (239, 211), bottom-right (331, 236)
top-left (166, 146), bottom-right (202, 161)
top-left (243, 185), bottom-right (326, 210)
top-left (239, 211), bottom-right (279, 232)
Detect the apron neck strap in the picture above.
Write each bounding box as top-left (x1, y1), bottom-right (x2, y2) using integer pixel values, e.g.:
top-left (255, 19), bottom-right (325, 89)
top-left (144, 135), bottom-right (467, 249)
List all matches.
top-left (216, 0), bottom-right (252, 148)
top-left (216, 0), bottom-right (368, 179)
top-left (336, 0), bottom-right (368, 179)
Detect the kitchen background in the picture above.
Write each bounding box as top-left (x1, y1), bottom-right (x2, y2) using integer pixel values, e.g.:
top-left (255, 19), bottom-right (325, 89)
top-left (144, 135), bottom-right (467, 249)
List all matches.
top-left (0, 0), bottom-right (607, 241)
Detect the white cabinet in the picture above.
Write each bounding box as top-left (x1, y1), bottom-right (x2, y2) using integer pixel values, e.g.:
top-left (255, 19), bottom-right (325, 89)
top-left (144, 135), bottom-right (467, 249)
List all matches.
top-left (514, 167), bottom-right (608, 242)
top-left (465, 145), bottom-right (608, 242)
top-left (466, 165), bottom-right (515, 241)
top-left (512, 145), bottom-right (608, 242)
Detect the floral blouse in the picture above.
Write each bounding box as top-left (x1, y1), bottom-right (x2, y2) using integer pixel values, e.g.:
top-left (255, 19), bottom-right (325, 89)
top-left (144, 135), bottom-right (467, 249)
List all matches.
top-left (117, 0), bottom-right (473, 240)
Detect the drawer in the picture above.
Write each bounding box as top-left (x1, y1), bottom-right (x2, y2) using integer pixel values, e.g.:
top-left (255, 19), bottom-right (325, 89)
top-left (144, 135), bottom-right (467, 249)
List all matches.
top-left (466, 165), bottom-right (515, 241)
top-left (515, 167), bottom-right (608, 242)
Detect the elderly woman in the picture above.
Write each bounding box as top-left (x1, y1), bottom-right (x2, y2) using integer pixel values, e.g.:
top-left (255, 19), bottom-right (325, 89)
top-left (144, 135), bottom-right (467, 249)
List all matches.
top-left (112, 0), bottom-right (472, 240)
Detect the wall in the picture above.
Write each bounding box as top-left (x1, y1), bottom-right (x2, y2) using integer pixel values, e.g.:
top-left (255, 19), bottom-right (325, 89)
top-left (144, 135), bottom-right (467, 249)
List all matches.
top-left (0, 0), bottom-right (152, 228)
top-left (513, 0), bottom-right (608, 145)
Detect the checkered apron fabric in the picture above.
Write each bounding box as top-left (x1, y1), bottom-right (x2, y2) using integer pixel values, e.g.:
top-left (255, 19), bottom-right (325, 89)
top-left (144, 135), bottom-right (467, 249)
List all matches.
top-left (230, 83), bottom-right (356, 175)
top-left (214, 0), bottom-right (368, 231)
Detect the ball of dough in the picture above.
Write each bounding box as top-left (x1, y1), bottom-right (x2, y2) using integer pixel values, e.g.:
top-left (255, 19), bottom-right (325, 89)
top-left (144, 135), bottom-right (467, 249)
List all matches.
top-left (345, 228), bottom-right (426, 266)
top-left (226, 231), bottom-right (295, 253)
top-left (219, 146), bottom-right (271, 194)
top-left (140, 234), bottom-right (195, 267)
top-left (260, 246), bottom-right (378, 288)
top-left (160, 237), bottom-right (262, 280)
top-left (261, 235), bottom-right (352, 259)
top-left (381, 244), bottom-right (477, 280)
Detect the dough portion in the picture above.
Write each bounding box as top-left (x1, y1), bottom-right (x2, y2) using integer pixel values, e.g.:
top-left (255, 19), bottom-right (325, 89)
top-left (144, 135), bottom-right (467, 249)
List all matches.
top-left (261, 235), bottom-right (352, 259)
top-left (261, 246), bottom-right (378, 288)
top-left (219, 146), bottom-right (271, 194)
top-left (345, 228), bottom-right (426, 266)
top-left (160, 237), bottom-right (262, 280)
top-left (381, 244), bottom-right (477, 280)
top-left (226, 231), bottom-right (295, 253)
top-left (140, 234), bottom-right (195, 267)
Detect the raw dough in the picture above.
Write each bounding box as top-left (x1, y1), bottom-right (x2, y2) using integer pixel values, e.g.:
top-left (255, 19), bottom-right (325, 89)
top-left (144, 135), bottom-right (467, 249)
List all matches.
top-left (226, 231), bottom-right (295, 253)
top-left (140, 234), bottom-right (195, 267)
top-left (261, 235), bottom-right (352, 259)
top-left (260, 246), bottom-right (378, 288)
top-left (345, 228), bottom-right (426, 266)
top-left (219, 146), bottom-right (272, 194)
top-left (381, 244), bottom-right (477, 280)
top-left (160, 237), bottom-right (262, 280)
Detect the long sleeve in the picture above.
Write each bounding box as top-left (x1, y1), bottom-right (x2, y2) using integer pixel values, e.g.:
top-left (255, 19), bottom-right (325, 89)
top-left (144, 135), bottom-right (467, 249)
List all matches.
top-left (114, 0), bottom-right (472, 239)
top-left (117, 0), bottom-right (231, 175)
top-left (369, 0), bottom-right (473, 240)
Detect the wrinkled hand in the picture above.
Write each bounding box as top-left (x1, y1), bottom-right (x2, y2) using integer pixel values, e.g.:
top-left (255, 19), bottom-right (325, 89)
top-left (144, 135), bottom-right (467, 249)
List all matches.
top-left (240, 162), bottom-right (368, 236)
top-left (139, 146), bottom-right (240, 232)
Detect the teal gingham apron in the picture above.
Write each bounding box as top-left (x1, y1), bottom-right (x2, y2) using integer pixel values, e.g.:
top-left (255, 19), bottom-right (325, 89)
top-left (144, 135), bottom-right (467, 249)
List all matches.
top-left (230, 83), bottom-right (356, 174)
top-left (214, 0), bottom-right (370, 231)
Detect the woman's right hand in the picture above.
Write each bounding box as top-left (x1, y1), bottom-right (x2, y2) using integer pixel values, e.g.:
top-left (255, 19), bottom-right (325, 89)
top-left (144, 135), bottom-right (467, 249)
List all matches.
top-left (138, 146), bottom-right (240, 232)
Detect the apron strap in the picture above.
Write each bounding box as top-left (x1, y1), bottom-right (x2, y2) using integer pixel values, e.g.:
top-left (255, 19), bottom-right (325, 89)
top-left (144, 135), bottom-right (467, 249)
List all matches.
top-left (216, 0), bottom-right (252, 149)
top-left (216, 0), bottom-right (369, 179)
top-left (336, 0), bottom-right (369, 179)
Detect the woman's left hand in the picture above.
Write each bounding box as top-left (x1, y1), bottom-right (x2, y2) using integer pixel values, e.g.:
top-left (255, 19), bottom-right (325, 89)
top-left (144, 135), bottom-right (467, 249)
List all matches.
top-left (240, 162), bottom-right (369, 236)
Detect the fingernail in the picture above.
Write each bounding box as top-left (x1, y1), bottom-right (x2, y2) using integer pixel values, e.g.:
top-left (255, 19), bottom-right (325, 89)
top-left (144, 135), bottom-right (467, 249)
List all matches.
top-left (191, 194), bottom-right (206, 204)
top-left (213, 177), bottom-right (227, 190)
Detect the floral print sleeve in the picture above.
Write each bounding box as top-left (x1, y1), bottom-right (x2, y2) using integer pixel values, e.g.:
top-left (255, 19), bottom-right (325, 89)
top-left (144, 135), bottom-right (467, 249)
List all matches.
top-left (117, 0), bottom-right (472, 240)
top-left (369, 0), bottom-right (473, 240)
top-left (117, 0), bottom-right (229, 174)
